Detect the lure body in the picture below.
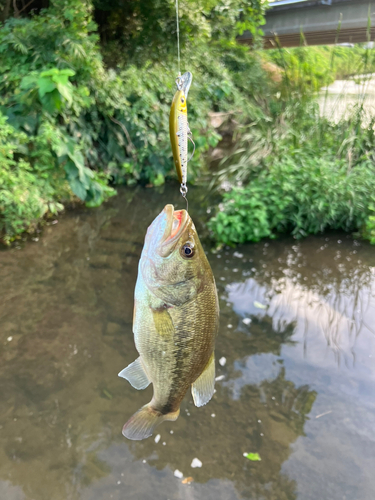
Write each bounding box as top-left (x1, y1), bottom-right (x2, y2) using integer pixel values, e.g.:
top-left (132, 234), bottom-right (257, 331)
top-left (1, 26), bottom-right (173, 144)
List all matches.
top-left (169, 89), bottom-right (188, 184)
top-left (169, 71), bottom-right (193, 186)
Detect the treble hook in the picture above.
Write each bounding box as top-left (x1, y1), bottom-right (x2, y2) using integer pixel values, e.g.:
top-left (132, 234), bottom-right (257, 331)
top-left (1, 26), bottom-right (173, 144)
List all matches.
top-left (187, 134), bottom-right (195, 162)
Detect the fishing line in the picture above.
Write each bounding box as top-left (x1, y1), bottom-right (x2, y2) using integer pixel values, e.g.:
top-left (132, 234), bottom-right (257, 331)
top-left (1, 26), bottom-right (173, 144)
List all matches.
top-left (175, 0), bottom-right (181, 77)
top-left (173, 0), bottom-right (191, 212)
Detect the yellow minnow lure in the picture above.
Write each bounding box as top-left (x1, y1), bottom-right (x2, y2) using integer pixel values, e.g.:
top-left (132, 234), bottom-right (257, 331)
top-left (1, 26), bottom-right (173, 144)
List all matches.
top-left (169, 72), bottom-right (194, 190)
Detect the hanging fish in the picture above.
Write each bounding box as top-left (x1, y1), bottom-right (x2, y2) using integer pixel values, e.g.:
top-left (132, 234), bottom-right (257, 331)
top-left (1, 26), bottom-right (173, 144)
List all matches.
top-left (169, 71), bottom-right (194, 190)
top-left (119, 204), bottom-right (219, 440)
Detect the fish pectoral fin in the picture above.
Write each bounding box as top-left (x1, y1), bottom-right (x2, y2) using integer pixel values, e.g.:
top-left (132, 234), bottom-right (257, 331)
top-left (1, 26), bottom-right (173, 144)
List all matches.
top-left (152, 308), bottom-right (175, 337)
top-left (118, 357), bottom-right (151, 390)
top-left (191, 352), bottom-right (215, 407)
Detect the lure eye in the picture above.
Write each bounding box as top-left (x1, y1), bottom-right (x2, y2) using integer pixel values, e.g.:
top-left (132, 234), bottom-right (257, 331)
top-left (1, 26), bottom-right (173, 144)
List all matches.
top-left (181, 243), bottom-right (194, 258)
top-left (180, 97), bottom-right (185, 103)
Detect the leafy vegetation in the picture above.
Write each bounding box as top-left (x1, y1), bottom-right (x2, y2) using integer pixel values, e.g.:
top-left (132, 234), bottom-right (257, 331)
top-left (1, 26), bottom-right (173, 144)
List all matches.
top-left (2, 0), bottom-right (375, 246)
top-left (266, 43), bottom-right (375, 96)
top-left (208, 98), bottom-right (375, 245)
top-left (0, 0), bottom-right (269, 243)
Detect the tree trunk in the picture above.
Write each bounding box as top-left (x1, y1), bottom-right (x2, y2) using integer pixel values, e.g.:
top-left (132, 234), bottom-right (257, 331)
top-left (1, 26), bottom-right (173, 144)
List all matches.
top-left (13, 0), bottom-right (19, 18)
top-left (1, 0), bottom-right (12, 22)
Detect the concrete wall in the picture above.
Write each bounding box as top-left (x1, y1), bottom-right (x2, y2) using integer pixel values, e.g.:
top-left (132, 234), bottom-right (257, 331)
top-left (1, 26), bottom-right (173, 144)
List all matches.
top-left (239, 0), bottom-right (375, 48)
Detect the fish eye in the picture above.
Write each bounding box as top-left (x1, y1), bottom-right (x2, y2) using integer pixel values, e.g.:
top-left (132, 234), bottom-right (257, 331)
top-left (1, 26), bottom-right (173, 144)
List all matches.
top-left (181, 243), bottom-right (194, 258)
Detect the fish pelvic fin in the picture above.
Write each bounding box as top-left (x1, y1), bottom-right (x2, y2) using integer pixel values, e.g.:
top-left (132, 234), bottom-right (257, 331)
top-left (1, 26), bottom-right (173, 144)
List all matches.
top-left (192, 352), bottom-right (215, 407)
top-left (118, 357), bottom-right (150, 390)
top-left (122, 404), bottom-right (180, 441)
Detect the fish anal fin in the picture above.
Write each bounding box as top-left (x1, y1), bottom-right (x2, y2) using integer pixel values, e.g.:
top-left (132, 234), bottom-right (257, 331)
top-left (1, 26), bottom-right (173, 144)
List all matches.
top-left (191, 352), bottom-right (215, 407)
top-left (123, 404), bottom-right (180, 441)
top-left (118, 357), bottom-right (150, 390)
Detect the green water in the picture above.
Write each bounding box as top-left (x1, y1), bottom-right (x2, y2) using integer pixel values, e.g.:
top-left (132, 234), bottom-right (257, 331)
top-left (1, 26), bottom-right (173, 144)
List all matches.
top-left (1, 185), bottom-right (374, 500)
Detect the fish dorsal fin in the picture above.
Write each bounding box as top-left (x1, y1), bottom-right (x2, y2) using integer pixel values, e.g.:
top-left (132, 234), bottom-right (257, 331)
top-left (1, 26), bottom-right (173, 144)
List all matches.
top-left (191, 352), bottom-right (215, 407)
top-left (118, 357), bottom-right (151, 390)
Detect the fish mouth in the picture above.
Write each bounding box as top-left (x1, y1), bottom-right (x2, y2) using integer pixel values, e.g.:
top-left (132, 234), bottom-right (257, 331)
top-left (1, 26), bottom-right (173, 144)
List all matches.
top-left (160, 204), bottom-right (188, 255)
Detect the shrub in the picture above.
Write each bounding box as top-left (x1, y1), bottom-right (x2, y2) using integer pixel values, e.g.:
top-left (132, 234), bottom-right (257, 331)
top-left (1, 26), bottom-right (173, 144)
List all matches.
top-left (208, 100), bottom-right (375, 245)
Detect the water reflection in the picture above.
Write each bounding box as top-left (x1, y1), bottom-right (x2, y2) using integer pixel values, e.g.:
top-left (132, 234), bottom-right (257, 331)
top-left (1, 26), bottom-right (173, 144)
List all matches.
top-left (215, 237), bottom-right (375, 367)
top-left (0, 186), bottom-right (374, 500)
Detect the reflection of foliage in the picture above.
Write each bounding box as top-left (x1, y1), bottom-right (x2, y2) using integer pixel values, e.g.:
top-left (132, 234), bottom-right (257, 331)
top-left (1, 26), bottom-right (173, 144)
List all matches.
top-left (129, 363), bottom-right (316, 500)
top-left (259, 368), bottom-right (317, 437)
top-left (218, 234), bottom-right (375, 363)
top-left (241, 314), bottom-right (297, 356)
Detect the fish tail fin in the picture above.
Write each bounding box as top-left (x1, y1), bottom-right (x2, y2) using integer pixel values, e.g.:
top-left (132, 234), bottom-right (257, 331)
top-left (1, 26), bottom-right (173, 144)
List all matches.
top-left (122, 403), bottom-right (180, 441)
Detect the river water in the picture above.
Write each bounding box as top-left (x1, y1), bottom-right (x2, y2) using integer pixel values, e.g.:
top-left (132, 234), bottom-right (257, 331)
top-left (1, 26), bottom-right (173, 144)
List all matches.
top-left (1, 185), bottom-right (374, 500)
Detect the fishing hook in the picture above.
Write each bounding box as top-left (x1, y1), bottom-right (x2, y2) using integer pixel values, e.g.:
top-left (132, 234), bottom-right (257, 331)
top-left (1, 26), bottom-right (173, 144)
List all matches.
top-left (180, 183), bottom-right (188, 212)
top-left (187, 133), bottom-right (195, 162)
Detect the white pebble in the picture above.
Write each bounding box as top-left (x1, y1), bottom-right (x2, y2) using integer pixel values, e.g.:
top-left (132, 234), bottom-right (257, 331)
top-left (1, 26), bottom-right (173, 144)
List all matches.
top-left (219, 357), bottom-right (226, 366)
top-left (163, 442), bottom-right (166, 446)
top-left (142, 460), bottom-right (146, 463)
top-left (154, 434), bottom-right (161, 443)
top-left (170, 430), bottom-right (174, 434)
top-left (7, 336), bottom-right (13, 342)
top-left (211, 413), bottom-right (216, 417)
top-left (243, 452), bottom-right (248, 457)
top-left (242, 318), bottom-right (251, 325)
top-left (117, 481), bottom-right (121, 485)
top-left (258, 420), bottom-right (261, 423)
top-left (191, 458), bottom-right (202, 468)
top-left (233, 252), bottom-right (243, 258)
top-left (174, 469), bottom-right (183, 479)
top-left (215, 375), bottom-right (225, 381)
top-left (227, 324), bottom-right (233, 329)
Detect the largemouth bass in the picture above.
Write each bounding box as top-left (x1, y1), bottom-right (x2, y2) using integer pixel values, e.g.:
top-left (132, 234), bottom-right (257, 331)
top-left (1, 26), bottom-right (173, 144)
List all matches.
top-left (119, 204), bottom-right (219, 440)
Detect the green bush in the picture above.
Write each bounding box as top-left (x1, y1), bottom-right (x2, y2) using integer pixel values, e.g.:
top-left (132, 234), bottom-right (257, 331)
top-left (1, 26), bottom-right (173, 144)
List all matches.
top-left (209, 154), bottom-right (375, 245)
top-left (0, 113), bottom-right (66, 242)
top-left (0, 0), bottom-right (270, 242)
top-left (209, 100), bottom-right (375, 245)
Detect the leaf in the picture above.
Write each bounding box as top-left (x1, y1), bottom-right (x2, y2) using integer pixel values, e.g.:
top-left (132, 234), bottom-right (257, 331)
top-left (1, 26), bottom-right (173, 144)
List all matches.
top-left (69, 177), bottom-right (87, 201)
top-left (254, 301), bottom-right (267, 309)
top-left (40, 68), bottom-right (59, 78)
top-left (20, 74), bottom-right (38, 90)
top-left (245, 453), bottom-right (261, 462)
top-left (182, 477), bottom-right (193, 484)
top-left (37, 77), bottom-right (56, 98)
top-left (56, 82), bottom-right (73, 106)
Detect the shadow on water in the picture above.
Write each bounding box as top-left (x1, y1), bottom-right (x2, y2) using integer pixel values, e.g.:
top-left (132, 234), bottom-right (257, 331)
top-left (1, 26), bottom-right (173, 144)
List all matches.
top-left (0, 186), bottom-right (374, 500)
